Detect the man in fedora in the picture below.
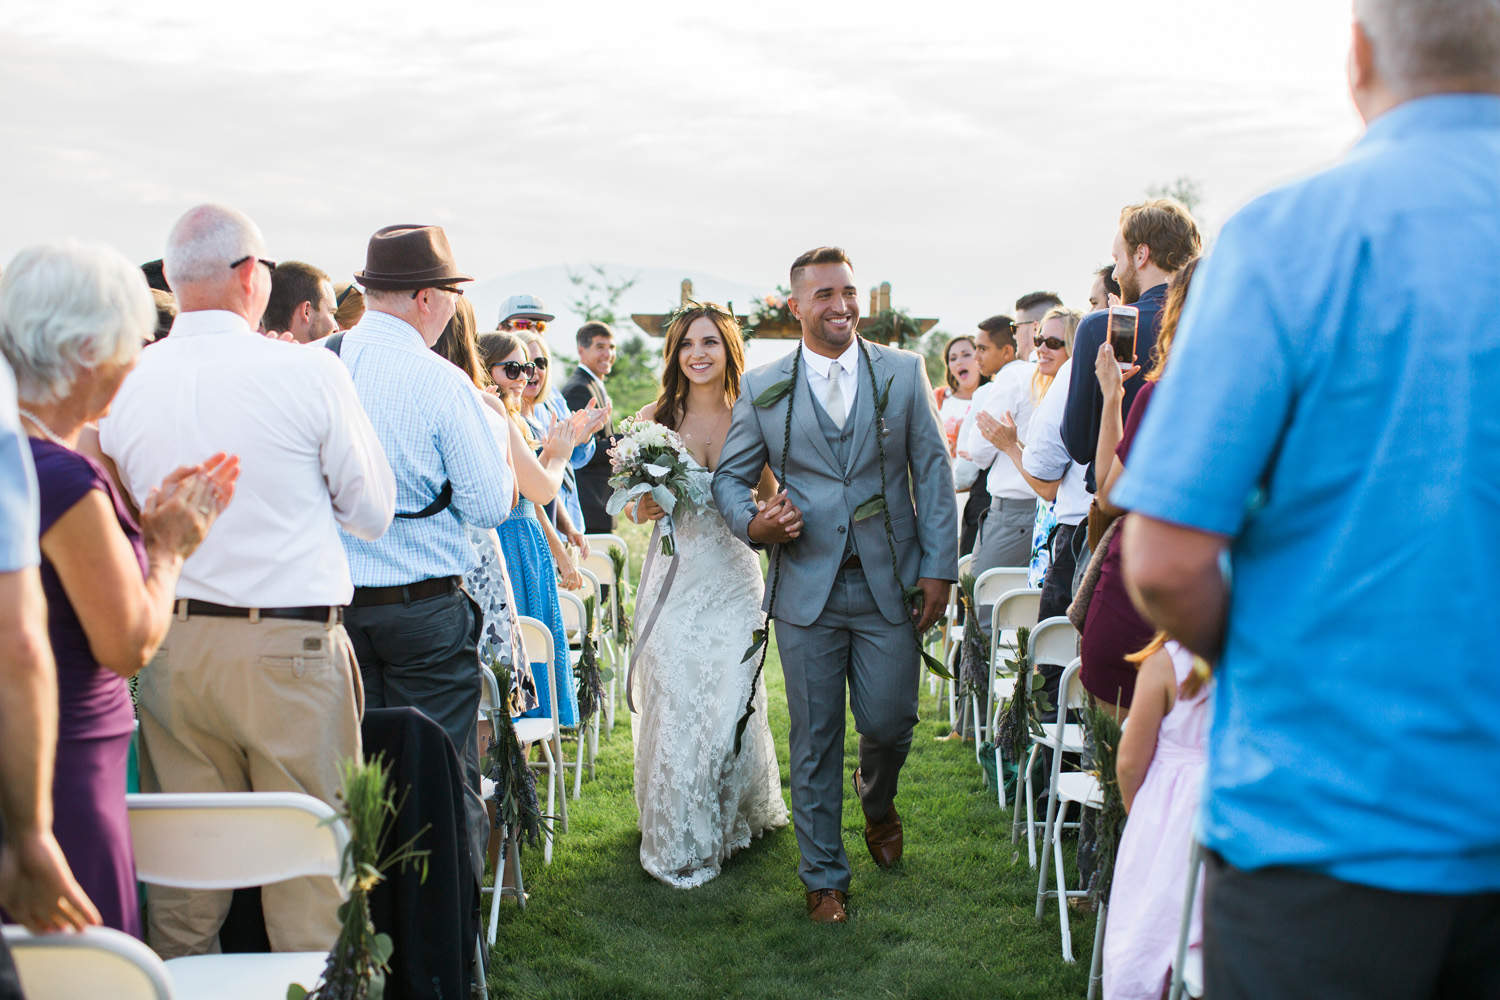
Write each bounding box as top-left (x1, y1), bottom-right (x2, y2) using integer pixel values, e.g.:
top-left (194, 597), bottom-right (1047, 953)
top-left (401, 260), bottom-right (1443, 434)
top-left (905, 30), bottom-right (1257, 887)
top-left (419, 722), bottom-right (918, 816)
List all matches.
top-left (336, 224), bottom-right (516, 882)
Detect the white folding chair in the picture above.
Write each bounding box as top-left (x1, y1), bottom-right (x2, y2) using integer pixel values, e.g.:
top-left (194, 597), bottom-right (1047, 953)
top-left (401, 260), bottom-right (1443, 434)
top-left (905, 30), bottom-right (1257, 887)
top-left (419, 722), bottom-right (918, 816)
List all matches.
top-left (1031, 660), bottom-right (1102, 965)
top-left (514, 616), bottom-right (567, 848)
top-left (584, 533), bottom-right (630, 731)
top-left (4, 925), bottom-right (177, 1000)
top-left (1013, 624), bottom-right (1086, 860)
top-left (125, 792), bottom-right (348, 1000)
top-left (975, 586), bottom-right (1040, 766)
top-left (961, 567), bottom-right (1031, 731)
top-left (556, 588), bottom-right (597, 800)
top-left (479, 661), bottom-right (535, 933)
top-left (1167, 839), bottom-right (1207, 1000)
top-left (997, 615), bottom-right (1078, 810)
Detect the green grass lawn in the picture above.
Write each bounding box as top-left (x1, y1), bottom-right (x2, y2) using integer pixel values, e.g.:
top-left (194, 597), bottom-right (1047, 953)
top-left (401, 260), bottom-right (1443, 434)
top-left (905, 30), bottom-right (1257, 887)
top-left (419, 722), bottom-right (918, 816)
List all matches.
top-left (484, 521), bottom-right (1096, 999)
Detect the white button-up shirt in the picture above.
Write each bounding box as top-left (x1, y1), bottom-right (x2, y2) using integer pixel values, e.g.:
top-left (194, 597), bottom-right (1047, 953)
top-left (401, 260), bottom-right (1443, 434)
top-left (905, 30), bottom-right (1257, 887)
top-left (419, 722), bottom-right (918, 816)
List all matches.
top-left (100, 310), bottom-right (395, 607)
top-left (961, 359), bottom-right (1038, 500)
top-left (801, 340), bottom-right (859, 425)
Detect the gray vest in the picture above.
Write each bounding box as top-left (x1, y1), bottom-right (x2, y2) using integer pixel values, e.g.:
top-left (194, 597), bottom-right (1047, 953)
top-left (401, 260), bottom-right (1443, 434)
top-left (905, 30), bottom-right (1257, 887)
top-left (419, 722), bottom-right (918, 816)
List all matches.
top-left (810, 387), bottom-right (860, 563)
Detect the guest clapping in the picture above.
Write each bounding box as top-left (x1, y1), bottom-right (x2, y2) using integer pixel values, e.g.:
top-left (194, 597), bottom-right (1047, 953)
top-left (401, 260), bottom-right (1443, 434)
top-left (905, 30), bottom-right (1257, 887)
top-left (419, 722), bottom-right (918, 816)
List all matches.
top-left (0, 240), bottom-right (239, 938)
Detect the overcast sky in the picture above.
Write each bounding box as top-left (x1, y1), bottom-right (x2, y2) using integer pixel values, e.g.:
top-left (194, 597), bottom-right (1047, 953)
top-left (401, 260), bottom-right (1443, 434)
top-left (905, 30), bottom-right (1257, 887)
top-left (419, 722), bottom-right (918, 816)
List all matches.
top-left (1, 0), bottom-right (1362, 343)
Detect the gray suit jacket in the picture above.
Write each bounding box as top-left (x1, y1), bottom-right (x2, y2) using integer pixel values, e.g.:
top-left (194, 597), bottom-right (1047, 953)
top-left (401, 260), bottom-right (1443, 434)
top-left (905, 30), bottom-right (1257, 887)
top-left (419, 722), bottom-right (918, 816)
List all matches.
top-left (712, 341), bottom-right (959, 628)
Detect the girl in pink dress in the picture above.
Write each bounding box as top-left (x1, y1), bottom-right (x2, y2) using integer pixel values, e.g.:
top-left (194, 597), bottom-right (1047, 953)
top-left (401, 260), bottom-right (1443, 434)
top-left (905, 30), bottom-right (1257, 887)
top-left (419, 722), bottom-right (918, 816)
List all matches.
top-left (1104, 637), bottom-right (1210, 1000)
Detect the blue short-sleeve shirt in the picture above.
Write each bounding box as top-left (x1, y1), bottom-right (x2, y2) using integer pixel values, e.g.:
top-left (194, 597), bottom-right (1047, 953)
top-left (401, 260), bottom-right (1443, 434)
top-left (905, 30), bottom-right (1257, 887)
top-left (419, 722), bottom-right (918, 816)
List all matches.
top-left (1113, 94), bottom-right (1500, 893)
top-left (0, 360), bottom-right (40, 571)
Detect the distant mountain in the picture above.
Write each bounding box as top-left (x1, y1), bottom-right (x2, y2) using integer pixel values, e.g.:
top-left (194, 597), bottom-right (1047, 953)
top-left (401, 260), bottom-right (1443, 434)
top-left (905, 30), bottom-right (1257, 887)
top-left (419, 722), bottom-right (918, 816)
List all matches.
top-left (468, 262), bottom-right (774, 362)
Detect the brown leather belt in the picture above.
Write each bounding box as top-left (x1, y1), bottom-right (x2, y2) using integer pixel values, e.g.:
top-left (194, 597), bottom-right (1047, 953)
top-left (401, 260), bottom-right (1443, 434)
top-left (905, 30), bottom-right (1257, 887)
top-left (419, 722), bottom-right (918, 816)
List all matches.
top-left (350, 575), bottom-right (461, 608)
top-left (840, 554), bottom-right (862, 570)
top-left (181, 599), bottom-right (342, 625)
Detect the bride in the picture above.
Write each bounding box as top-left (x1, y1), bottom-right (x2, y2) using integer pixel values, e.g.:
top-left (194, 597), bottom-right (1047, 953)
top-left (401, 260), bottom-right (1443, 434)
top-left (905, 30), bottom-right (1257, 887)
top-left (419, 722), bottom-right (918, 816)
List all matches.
top-left (624, 303), bottom-right (789, 888)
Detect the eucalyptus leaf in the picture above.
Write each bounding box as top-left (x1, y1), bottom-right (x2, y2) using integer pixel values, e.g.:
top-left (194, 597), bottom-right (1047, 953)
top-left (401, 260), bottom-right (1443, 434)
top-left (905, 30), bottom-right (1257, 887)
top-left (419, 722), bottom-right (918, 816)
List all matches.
top-left (853, 495), bottom-right (887, 521)
top-left (287, 986), bottom-right (309, 1000)
top-left (373, 932), bottom-right (395, 965)
top-left (876, 374), bottom-right (894, 415)
top-left (733, 705), bottom-right (754, 755)
top-left (753, 377), bottom-right (794, 408)
top-left (650, 485), bottom-right (677, 514)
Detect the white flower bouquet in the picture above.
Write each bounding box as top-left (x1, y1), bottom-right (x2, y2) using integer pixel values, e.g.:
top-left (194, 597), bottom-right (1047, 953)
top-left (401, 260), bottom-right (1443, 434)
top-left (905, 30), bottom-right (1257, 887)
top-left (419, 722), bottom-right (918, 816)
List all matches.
top-left (606, 418), bottom-right (713, 556)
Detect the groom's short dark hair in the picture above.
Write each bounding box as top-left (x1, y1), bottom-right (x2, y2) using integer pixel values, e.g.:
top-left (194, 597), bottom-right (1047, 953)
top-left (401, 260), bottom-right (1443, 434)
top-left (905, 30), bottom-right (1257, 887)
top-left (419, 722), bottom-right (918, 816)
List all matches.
top-left (790, 246), bottom-right (852, 289)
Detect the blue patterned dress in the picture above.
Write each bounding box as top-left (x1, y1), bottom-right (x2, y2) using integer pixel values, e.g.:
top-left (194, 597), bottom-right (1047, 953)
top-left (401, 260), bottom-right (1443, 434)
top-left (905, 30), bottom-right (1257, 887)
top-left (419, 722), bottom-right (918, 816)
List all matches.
top-left (498, 496), bottom-right (578, 727)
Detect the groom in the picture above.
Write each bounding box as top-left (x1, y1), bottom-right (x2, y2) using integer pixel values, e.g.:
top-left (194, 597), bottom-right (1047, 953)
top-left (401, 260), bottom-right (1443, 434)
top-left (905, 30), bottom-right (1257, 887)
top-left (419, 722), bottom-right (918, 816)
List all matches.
top-left (713, 247), bottom-right (958, 923)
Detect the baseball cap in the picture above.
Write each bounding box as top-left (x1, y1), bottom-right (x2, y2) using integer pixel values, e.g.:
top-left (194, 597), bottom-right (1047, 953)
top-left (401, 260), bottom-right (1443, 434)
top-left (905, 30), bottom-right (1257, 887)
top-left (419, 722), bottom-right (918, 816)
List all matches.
top-left (499, 293), bottom-right (554, 325)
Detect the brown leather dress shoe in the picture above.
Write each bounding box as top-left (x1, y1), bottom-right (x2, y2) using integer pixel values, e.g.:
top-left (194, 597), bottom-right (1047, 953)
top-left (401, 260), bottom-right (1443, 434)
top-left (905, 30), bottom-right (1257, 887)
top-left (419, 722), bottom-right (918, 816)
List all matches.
top-left (806, 888), bottom-right (848, 923)
top-left (853, 768), bottom-right (903, 867)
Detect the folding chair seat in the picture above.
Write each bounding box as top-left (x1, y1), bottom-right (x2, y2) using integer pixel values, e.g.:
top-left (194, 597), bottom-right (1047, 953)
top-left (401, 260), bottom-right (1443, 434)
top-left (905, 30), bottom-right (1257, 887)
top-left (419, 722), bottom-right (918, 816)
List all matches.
top-left (125, 792), bottom-right (348, 1000)
top-left (556, 587), bottom-right (600, 799)
top-left (513, 616), bottom-right (566, 854)
top-left (3, 925), bottom-right (176, 1000)
top-left (1010, 618), bottom-right (1082, 850)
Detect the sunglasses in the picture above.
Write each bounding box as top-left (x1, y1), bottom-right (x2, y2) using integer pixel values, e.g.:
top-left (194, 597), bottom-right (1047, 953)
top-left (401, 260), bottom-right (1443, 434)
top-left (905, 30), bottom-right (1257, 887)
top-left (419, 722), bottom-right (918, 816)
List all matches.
top-left (495, 361), bottom-right (537, 381)
top-left (1033, 334), bottom-right (1067, 350)
top-left (508, 318), bottom-right (547, 331)
top-left (229, 255), bottom-right (277, 274)
top-left (410, 285), bottom-right (464, 299)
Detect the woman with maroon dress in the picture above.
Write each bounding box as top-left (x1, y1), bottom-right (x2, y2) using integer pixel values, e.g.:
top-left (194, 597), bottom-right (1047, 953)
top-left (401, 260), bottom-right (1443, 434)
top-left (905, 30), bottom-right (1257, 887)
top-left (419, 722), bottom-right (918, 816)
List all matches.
top-left (0, 241), bottom-right (238, 937)
top-left (1079, 260), bottom-right (1199, 717)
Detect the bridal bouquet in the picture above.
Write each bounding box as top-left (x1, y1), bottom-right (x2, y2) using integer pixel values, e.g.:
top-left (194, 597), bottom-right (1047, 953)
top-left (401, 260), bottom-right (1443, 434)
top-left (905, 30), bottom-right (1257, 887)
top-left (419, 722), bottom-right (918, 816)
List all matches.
top-left (606, 418), bottom-right (713, 556)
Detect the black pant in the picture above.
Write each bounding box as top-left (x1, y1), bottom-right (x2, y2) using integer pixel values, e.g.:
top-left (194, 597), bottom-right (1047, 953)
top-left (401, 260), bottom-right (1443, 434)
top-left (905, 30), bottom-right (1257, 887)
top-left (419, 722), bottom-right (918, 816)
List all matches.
top-left (1038, 520), bottom-right (1085, 621)
top-left (1205, 851), bottom-right (1500, 999)
top-left (960, 477), bottom-right (990, 557)
top-left (344, 589), bottom-right (488, 885)
top-left (576, 465), bottom-right (614, 534)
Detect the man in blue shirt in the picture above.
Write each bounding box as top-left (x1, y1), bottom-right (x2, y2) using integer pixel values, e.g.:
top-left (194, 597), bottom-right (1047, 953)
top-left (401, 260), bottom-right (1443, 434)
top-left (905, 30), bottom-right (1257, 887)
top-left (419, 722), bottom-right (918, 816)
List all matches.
top-left (1116, 2), bottom-right (1500, 995)
top-left (1061, 200), bottom-right (1199, 492)
top-left (339, 225), bottom-right (516, 883)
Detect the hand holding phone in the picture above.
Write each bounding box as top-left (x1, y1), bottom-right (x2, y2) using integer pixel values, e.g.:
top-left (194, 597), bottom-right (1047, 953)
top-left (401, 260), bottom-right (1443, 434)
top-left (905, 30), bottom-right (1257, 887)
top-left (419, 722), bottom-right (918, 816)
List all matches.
top-left (1107, 305), bottom-right (1139, 372)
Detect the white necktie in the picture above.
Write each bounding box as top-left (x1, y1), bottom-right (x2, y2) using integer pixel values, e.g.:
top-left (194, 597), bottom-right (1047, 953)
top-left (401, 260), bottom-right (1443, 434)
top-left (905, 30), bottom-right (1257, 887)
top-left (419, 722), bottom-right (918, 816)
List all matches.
top-left (824, 370), bottom-right (846, 429)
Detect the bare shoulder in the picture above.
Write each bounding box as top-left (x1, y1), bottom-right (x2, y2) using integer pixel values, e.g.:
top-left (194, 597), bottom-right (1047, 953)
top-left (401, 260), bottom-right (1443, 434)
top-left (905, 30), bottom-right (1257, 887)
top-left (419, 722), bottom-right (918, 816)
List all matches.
top-left (635, 401), bottom-right (658, 423)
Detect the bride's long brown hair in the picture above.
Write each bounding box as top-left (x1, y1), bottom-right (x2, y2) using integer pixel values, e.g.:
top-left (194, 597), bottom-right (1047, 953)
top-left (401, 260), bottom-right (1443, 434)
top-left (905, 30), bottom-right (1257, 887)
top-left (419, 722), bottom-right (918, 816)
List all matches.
top-left (651, 303), bottom-right (746, 431)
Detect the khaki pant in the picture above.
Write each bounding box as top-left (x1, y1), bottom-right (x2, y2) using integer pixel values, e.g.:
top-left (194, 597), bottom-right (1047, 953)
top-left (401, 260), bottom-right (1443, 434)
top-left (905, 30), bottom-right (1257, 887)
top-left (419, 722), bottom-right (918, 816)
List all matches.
top-left (136, 610), bottom-right (363, 958)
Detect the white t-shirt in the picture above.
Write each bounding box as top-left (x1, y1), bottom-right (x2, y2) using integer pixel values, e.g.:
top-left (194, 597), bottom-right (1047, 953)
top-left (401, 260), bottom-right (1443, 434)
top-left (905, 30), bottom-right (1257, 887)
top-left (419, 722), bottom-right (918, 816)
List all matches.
top-left (962, 359), bottom-right (1039, 501)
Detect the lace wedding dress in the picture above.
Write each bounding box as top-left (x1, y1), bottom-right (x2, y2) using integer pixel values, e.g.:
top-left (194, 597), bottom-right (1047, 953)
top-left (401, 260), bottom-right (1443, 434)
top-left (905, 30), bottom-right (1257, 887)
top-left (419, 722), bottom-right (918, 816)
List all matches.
top-left (632, 491), bottom-right (789, 888)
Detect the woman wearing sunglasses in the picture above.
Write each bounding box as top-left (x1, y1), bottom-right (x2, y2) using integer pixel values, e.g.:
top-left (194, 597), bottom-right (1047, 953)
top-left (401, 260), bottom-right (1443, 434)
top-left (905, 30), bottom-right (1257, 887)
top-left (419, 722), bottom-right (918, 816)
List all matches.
top-left (477, 330), bottom-right (595, 733)
top-left (516, 330), bottom-right (608, 561)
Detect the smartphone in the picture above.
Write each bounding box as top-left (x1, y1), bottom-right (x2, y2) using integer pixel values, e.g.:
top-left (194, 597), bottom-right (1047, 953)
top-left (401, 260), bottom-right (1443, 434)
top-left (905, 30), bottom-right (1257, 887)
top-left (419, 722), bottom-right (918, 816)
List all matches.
top-left (1107, 305), bottom-right (1139, 369)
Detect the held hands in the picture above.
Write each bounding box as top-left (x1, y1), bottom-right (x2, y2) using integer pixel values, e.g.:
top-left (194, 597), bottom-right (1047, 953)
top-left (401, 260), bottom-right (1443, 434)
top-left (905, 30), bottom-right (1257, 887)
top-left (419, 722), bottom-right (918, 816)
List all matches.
top-left (1095, 342), bottom-right (1140, 402)
top-left (975, 409), bottom-right (1020, 455)
top-left (910, 577), bottom-right (950, 633)
top-left (140, 452), bottom-right (240, 560)
top-left (747, 489), bottom-right (803, 545)
top-left (0, 829), bottom-right (102, 933)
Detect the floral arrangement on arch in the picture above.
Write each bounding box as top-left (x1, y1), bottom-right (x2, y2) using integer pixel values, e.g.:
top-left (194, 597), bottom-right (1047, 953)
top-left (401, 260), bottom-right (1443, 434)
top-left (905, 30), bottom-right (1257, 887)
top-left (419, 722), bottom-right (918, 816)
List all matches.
top-left (744, 285), bottom-right (796, 338)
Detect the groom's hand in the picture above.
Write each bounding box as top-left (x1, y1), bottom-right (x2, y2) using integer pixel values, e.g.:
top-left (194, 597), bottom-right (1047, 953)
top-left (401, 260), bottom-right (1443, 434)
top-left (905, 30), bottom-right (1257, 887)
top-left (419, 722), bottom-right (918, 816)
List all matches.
top-left (911, 578), bottom-right (950, 633)
top-left (748, 490), bottom-right (803, 545)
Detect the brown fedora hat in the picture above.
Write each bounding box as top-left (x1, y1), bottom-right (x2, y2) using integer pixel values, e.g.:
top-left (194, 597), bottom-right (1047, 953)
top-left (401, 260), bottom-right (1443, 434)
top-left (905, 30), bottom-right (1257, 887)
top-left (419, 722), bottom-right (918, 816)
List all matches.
top-left (354, 224), bottom-right (473, 290)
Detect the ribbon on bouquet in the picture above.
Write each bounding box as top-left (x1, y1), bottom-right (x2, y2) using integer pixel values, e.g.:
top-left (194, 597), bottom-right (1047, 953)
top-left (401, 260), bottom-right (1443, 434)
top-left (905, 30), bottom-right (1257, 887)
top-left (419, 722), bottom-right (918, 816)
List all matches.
top-left (625, 518), bottom-right (679, 713)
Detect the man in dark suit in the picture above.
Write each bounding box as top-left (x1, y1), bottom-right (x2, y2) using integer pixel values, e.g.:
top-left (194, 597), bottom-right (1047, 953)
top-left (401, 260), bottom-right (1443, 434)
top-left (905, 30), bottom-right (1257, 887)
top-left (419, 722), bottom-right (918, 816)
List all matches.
top-left (561, 320), bottom-right (617, 532)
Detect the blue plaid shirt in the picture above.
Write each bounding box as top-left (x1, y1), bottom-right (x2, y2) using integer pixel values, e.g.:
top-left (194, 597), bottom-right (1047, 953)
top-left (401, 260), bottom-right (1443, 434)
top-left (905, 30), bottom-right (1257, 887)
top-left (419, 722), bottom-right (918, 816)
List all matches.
top-left (337, 311), bottom-right (514, 587)
top-left (0, 360), bottom-right (38, 572)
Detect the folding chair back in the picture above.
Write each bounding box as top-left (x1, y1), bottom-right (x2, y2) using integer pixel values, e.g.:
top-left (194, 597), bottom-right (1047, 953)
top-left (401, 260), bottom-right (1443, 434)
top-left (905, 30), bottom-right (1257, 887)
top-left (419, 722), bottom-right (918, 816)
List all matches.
top-left (581, 552), bottom-right (617, 600)
top-left (990, 588), bottom-right (1041, 635)
top-left (558, 588), bottom-right (587, 645)
top-left (1030, 616), bottom-right (1078, 673)
top-left (126, 792), bottom-right (346, 891)
top-left (4, 926), bottom-right (176, 1000)
top-left (516, 617), bottom-right (557, 725)
top-left (974, 566), bottom-right (1030, 608)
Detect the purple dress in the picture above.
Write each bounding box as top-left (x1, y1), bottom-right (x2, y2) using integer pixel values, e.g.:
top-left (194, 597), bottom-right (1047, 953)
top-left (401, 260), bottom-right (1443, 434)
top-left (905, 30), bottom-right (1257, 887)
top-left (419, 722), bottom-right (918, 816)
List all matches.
top-left (31, 439), bottom-right (145, 938)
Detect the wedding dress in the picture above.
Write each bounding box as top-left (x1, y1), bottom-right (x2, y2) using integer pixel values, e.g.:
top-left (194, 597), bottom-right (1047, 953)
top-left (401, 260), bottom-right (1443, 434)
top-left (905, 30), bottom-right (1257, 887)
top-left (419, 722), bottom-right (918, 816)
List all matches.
top-left (632, 480), bottom-right (789, 888)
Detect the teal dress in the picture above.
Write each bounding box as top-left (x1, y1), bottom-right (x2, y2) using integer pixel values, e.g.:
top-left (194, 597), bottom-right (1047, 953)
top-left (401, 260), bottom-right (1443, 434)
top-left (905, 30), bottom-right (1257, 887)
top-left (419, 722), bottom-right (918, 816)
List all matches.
top-left (498, 496), bottom-right (578, 727)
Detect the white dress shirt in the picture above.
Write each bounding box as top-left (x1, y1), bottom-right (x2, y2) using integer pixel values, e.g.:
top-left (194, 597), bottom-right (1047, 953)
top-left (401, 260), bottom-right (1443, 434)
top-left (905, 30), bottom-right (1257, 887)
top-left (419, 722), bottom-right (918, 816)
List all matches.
top-left (100, 310), bottom-right (395, 607)
top-left (1023, 358), bottom-right (1091, 525)
top-left (962, 359), bottom-right (1038, 500)
top-left (801, 340), bottom-right (859, 425)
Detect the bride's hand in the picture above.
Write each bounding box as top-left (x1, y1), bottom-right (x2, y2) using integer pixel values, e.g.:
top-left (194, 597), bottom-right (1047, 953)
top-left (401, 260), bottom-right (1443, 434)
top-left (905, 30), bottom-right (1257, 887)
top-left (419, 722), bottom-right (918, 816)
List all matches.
top-left (634, 494), bottom-right (666, 522)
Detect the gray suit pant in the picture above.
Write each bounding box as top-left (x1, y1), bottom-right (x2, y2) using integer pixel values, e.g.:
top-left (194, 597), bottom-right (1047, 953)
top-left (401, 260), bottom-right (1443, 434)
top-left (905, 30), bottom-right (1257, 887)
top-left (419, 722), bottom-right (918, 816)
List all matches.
top-left (774, 565), bottom-right (920, 893)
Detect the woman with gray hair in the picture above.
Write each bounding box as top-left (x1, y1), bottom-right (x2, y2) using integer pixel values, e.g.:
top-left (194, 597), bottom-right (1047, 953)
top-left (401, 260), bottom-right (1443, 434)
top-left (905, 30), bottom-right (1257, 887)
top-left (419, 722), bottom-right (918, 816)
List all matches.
top-left (0, 240), bottom-right (239, 937)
